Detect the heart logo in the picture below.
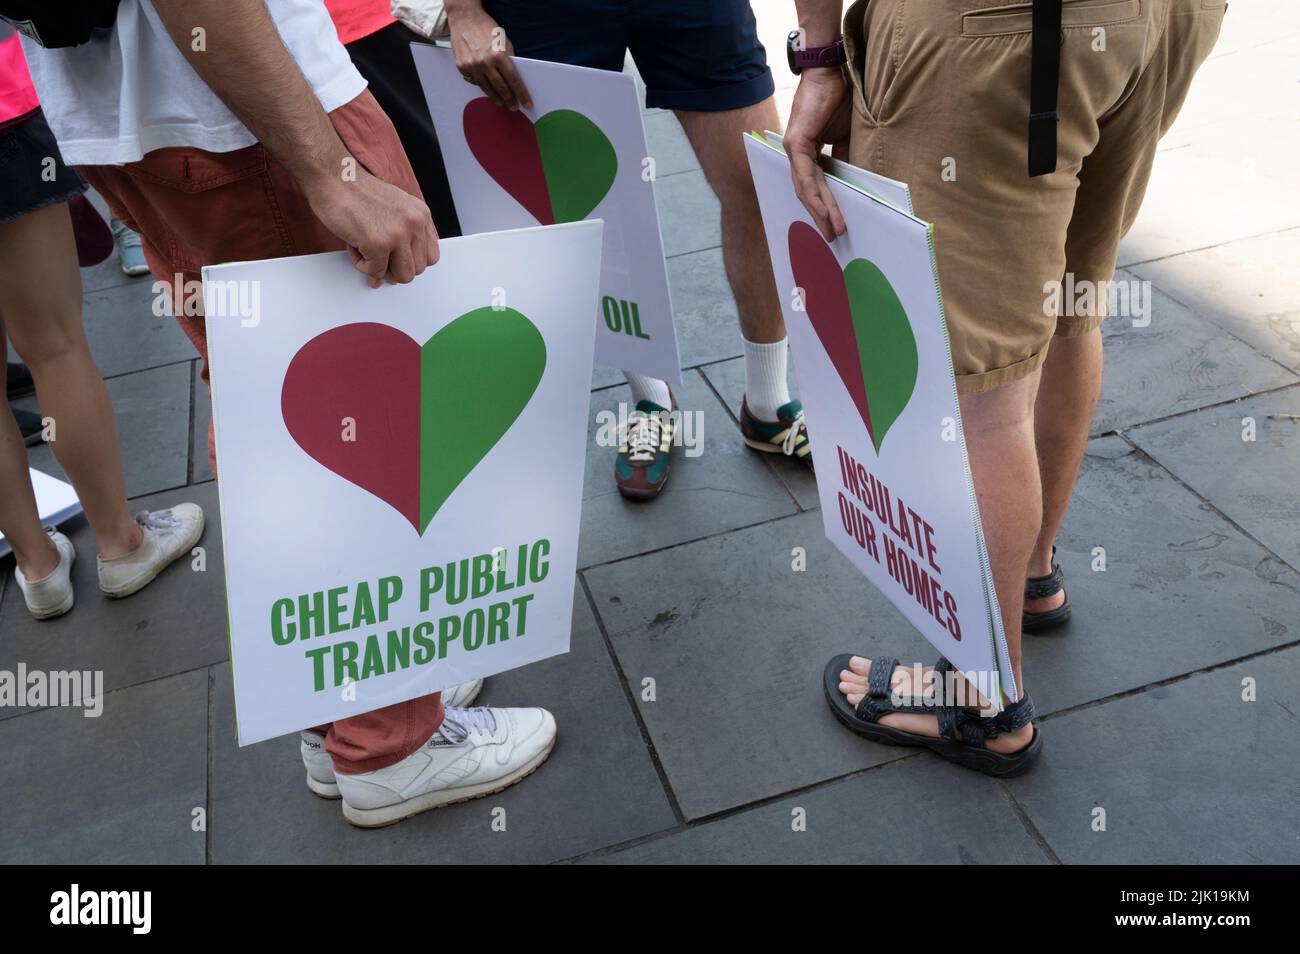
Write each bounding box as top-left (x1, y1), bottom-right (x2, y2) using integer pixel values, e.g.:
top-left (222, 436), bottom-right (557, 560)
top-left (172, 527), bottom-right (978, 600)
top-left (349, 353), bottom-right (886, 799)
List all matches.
top-left (788, 221), bottom-right (918, 454)
top-left (463, 97), bottom-right (617, 225)
top-left (281, 309), bottom-right (546, 533)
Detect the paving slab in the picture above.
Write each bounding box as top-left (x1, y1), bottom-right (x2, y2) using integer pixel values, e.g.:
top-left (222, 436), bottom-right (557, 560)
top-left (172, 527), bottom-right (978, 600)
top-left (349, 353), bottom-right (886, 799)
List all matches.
top-left (79, 189), bottom-right (151, 294)
top-left (1020, 435), bottom-right (1300, 712)
top-left (0, 481), bottom-right (225, 719)
top-left (1129, 228), bottom-right (1300, 374)
top-left (588, 756), bottom-right (1051, 864)
top-left (1114, 21), bottom-right (1300, 267)
top-left (191, 360), bottom-right (213, 484)
top-left (586, 435), bottom-right (1300, 818)
top-left (1007, 648), bottom-right (1300, 864)
top-left (591, 363), bottom-right (626, 391)
top-left (579, 369), bottom-right (797, 569)
top-left (700, 355), bottom-right (819, 510)
top-left (81, 282), bottom-right (195, 380)
top-left (0, 668), bottom-right (208, 864)
top-left (666, 247), bottom-right (746, 370)
top-left (80, 255), bottom-right (150, 296)
top-left (586, 509), bottom-right (930, 819)
top-left (209, 586), bottom-right (676, 863)
top-left (655, 170), bottom-right (721, 259)
top-left (1092, 269), bottom-right (1297, 434)
top-left (1127, 386), bottom-right (1300, 572)
top-left (1117, 137), bottom-right (1300, 268)
top-left (14, 360), bottom-right (193, 498)
top-left (643, 111), bottom-right (698, 178)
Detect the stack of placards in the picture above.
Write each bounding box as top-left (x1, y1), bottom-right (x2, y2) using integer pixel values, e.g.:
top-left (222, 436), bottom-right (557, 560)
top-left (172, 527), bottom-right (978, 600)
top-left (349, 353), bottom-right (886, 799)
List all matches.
top-left (744, 132), bottom-right (1016, 705)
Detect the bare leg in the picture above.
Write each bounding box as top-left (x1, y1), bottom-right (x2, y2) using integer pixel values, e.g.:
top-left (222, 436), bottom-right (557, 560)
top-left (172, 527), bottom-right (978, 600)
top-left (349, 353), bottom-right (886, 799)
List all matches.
top-left (1026, 328), bottom-right (1102, 612)
top-left (0, 335), bottom-right (59, 578)
top-left (963, 371), bottom-right (1042, 694)
top-left (674, 98), bottom-right (785, 344)
top-left (837, 372), bottom-right (1041, 752)
top-left (0, 203), bottom-right (142, 577)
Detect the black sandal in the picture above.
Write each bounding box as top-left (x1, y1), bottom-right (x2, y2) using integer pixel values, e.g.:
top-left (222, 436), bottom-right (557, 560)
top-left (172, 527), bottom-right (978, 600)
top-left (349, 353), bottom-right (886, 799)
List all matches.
top-left (1023, 545), bottom-right (1071, 634)
top-left (823, 654), bottom-right (1042, 777)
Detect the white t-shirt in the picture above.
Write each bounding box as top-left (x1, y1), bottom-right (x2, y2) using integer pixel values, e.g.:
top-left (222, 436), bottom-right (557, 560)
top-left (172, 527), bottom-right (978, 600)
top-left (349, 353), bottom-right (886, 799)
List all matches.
top-left (21, 0), bottom-right (366, 166)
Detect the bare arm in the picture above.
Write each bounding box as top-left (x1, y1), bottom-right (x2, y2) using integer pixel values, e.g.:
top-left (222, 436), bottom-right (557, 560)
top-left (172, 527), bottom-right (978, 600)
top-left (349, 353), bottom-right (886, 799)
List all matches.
top-left (152, 0), bottom-right (437, 285)
top-left (784, 0), bottom-right (852, 240)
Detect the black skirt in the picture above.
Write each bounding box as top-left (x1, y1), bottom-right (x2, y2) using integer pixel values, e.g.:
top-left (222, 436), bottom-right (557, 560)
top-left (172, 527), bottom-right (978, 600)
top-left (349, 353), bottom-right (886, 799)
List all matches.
top-left (0, 105), bottom-right (86, 224)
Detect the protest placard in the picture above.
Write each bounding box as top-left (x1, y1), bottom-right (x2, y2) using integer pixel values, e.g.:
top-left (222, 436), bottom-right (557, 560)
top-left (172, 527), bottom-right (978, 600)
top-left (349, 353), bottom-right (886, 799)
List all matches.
top-left (204, 221), bottom-right (603, 743)
top-left (745, 135), bottom-right (1015, 704)
top-left (412, 45), bottom-right (681, 382)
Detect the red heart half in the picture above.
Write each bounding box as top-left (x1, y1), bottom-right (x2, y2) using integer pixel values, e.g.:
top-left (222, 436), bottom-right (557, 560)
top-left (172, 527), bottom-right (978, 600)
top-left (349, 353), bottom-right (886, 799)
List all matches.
top-left (281, 322), bottom-right (422, 529)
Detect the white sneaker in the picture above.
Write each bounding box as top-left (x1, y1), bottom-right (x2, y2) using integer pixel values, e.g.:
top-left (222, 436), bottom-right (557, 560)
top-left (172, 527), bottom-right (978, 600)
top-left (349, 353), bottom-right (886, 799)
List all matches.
top-left (442, 677), bottom-right (484, 709)
top-left (299, 678), bottom-right (485, 800)
top-left (336, 705), bottom-right (557, 828)
top-left (13, 528), bottom-right (76, 620)
top-left (300, 731), bottom-right (341, 799)
top-left (97, 504), bottom-right (204, 598)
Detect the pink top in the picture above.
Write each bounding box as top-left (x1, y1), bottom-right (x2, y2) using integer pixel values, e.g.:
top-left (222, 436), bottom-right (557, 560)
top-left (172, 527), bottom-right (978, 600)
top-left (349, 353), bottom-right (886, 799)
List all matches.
top-left (0, 32), bottom-right (39, 127)
top-left (324, 0), bottom-right (397, 46)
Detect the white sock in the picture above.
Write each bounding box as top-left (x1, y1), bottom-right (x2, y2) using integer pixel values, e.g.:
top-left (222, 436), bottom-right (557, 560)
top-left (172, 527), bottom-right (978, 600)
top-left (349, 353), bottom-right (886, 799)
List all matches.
top-left (624, 372), bottom-right (671, 410)
top-left (743, 337), bottom-right (791, 421)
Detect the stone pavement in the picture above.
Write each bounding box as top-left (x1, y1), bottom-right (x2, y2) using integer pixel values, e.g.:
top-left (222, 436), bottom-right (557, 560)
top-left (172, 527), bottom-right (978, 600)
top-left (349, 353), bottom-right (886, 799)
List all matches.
top-left (1, 2), bottom-right (1297, 864)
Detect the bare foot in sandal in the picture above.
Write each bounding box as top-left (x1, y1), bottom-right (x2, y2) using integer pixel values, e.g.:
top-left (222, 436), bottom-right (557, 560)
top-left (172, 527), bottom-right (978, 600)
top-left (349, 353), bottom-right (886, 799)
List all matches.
top-left (837, 655), bottom-right (1035, 756)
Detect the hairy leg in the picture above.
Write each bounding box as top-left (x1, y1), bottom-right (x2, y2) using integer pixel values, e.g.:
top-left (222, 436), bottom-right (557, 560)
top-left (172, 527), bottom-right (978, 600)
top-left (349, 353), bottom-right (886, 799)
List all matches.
top-left (1027, 329), bottom-right (1102, 610)
top-left (675, 97), bottom-right (785, 344)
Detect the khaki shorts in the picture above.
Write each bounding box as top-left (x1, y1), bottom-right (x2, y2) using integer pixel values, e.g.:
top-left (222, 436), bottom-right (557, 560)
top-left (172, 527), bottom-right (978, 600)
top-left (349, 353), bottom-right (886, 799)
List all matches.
top-left (844, 0), bottom-right (1226, 393)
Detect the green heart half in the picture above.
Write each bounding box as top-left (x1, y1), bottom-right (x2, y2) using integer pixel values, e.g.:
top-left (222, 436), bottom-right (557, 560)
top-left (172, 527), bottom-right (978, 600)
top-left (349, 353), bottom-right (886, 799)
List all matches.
top-left (788, 221), bottom-right (918, 453)
top-left (464, 98), bottom-right (618, 225)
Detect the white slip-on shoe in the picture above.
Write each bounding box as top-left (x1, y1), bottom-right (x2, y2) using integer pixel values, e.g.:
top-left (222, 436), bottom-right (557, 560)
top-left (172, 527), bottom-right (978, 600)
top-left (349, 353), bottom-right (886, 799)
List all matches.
top-left (97, 503), bottom-right (204, 598)
top-left (336, 705), bottom-right (557, 828)
top-left (13, 528), bottom-right (76, 620)
top-left (299, 679), bottom-right (485, 799)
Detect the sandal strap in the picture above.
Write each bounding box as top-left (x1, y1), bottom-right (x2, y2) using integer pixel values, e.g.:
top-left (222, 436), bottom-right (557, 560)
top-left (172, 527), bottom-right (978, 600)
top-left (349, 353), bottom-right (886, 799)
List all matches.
top-left (1025, 563), bottom-right (1064, 600)
top-left (936, 695), bottom-right (1037, 748)
top-left (854, 656), bottom-right (936, 723)
top-left (867, 655), bottom-right (899, 700)
top-left (929, 656), bottom-right (959, 706)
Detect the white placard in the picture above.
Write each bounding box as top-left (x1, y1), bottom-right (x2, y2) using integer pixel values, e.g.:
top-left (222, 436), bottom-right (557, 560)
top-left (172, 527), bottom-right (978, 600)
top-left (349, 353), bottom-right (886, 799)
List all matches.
top-left (745, 135), bottom-right (1014, 703)
top-left (412, 44), bottom-right (682, 383)
top-left (204, 221), bottom-right (603, 744)
top-left (0, 469), bottom-right (82, 559)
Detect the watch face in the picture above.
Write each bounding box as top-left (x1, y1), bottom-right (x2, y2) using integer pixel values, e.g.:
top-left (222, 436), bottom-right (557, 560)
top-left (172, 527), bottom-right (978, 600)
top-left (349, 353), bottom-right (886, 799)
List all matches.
top-left (786, 29), bottom-right (802, 75)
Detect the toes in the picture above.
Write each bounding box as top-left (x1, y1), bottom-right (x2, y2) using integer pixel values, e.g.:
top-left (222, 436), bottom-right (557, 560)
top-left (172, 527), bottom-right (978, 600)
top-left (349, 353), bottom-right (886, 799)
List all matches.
top-left (848, 655), bottom-right (873, 675)
top-left (838, 681), bottom-right (864, 705)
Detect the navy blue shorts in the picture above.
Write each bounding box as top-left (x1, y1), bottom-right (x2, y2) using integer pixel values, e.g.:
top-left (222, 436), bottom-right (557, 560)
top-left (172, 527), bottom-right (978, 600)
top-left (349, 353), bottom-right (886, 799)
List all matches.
top-left (483, 0), bottom-right (775, 112)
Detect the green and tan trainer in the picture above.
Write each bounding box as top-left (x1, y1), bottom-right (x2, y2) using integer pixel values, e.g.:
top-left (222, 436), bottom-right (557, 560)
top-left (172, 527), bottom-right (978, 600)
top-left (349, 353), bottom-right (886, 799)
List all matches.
top-left (614, 395), bottom-right (677, 500)
top-left (740, 397), bottom-right (813, 471)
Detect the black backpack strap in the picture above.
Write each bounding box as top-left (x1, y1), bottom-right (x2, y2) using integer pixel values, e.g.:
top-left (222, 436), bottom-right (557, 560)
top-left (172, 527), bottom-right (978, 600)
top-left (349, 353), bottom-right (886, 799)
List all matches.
top-left (1028, 0), bottom-right (1062, 177)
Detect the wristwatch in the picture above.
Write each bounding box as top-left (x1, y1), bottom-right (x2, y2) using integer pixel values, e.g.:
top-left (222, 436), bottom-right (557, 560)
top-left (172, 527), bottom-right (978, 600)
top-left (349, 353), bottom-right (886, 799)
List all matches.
top-left (786, 31), bottom-right (847, 75)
